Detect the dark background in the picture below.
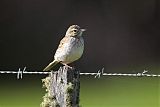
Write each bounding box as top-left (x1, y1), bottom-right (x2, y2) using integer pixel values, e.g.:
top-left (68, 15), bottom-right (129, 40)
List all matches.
top-left (0, 0), bottom-right (160, 72)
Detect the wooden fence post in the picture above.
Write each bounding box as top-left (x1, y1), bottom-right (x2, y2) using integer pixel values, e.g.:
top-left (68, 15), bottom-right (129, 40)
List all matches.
top-left (41, 66), bottom-right (80, 107)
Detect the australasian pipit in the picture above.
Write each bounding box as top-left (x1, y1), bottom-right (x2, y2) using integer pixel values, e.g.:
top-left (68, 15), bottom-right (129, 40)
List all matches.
top-left (43, 25), bottom-right (86, 71)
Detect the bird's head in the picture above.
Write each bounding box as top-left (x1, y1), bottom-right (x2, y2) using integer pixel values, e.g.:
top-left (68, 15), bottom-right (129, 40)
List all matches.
top-left (65, 25), bottom-right (86, 37)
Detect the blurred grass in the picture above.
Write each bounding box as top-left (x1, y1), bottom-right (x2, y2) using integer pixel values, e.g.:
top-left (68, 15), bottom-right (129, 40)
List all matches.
top-left (0, 74), bottom-right (45, 107)
top-left (80, 76), bottom-right (159, 107)
top-left (0, 70), bottom-right (159, 107)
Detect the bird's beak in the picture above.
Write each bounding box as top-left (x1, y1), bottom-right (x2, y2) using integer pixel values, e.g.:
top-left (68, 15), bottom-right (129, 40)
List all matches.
top-left (81, 29), bottom-right (86, 32)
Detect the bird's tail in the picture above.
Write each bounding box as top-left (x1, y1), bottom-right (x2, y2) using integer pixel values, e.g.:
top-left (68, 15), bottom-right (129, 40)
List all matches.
top-left (43, 60), bottom-right (59, 71)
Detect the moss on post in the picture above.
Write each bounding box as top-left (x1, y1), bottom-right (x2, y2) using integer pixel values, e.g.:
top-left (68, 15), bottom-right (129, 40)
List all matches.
top-left (41, 66), bottom-right (80, 107)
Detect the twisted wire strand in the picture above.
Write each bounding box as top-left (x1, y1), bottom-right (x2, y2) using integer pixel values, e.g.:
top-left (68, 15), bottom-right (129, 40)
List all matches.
top-left (0, 67), bottom-right (159, 79)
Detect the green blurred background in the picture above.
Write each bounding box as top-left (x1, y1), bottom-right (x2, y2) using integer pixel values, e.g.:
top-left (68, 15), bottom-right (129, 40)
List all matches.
top-left (0, 65), bottom-right (159, 107)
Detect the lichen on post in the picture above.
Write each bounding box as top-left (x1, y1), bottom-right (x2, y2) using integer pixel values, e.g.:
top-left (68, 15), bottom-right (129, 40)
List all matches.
top-left (41, 66), bottom-right (80, 107)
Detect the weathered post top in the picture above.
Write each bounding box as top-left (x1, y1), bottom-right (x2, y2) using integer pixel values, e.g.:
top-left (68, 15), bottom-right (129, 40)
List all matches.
top-left (41, 66), bottom-right (80, 107)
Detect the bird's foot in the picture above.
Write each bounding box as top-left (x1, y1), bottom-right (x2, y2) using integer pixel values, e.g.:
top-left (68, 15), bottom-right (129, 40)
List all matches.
top-left (63, 64), bottom-right (74, 69)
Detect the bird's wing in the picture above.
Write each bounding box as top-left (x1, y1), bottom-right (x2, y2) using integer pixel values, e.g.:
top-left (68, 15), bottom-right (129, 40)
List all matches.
top-left (57, 36), bottom-right (70, 49)
top-left (54, 36), bottom-right (71, 61)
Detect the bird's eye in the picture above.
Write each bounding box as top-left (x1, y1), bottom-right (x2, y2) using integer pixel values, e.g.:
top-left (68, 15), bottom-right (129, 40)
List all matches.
top-left (73, 30), bottom-right (77, 32)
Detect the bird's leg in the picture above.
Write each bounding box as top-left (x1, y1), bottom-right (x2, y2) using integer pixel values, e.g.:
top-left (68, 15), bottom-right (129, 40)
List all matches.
top-left (63, 63), bottom-right (73, 69)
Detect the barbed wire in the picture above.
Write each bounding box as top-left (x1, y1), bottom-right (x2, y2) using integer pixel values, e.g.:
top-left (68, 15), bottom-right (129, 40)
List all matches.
top-left (0, 67), bottom-right (160, 79)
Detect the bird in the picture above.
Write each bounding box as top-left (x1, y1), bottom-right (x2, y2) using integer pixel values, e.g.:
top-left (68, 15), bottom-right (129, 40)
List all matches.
top-left (43, 25), bottom-right (86, 71)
